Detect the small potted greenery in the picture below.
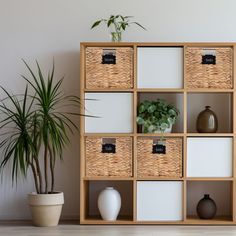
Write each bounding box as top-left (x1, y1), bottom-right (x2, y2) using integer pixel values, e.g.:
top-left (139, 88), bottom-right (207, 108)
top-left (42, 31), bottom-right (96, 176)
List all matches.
top-left (136, 99), bottom-right (180, 133)
top-left (0, 60), bottom-right (83, 226)
top-left (91, 14), bottom-right (146, 42)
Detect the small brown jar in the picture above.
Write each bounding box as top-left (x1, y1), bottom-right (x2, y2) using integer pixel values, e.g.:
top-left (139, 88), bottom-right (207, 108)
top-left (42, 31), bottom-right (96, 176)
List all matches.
top-left (196, 106), bottom-right (218, 133)
top-left (197, 194), bottom-right (217, 219)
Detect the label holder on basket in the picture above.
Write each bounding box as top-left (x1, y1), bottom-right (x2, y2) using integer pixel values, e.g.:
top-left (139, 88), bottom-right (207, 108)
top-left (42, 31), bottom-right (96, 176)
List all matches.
top-left (101, 138), bottom-right (116, 153)
top-left (202, 49), bottom-right (216, 65)
top-left (152, 139), bottom-right (166, 154)
top-left (102, 49), bottom-right (116, 64)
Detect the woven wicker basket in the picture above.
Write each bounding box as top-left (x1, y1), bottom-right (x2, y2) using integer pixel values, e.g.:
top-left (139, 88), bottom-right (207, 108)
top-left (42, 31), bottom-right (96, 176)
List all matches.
top-left (85, 137), bottom-right (132, 177)
top-left (137, 137), bottom-right (182, 177)
top-left (185, 47), bottom-right (233, 89)
top-left (85, 47), bottom-right (133, 89)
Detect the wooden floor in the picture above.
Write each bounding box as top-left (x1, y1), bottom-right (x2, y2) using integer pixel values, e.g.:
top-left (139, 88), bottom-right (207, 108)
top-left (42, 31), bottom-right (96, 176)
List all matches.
top-left (1, 223), bottom-right (236, 236)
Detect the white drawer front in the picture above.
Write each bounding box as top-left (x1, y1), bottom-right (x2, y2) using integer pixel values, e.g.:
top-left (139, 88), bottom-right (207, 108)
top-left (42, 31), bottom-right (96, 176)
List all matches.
top-left (137, 181), bottom-right (183, 221)
top-left (187, 137), bottom-right (233, 177)
top-left (85, 93), bottom-right (133, 133)
top-left (137, 47), bottom-right (183, 89)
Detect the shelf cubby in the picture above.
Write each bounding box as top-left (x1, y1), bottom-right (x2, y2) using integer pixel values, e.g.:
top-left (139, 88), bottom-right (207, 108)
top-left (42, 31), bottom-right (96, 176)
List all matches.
top-left (187, 181), bottom-right (233, 221)
top-left (137, 92), bottom-right (184, 133)
top-left (137, 47), bottom-right (184, 89)
top-left (137, 181), bottom-right (183, 221)
top-left (83, 180), bottom-right (133, 222)
top-left (85, 92), bottom-right (133, 133)
top-left (187, 137), bottom-right (233, 177)
top-left (187, 92), bottom-right (233, 133)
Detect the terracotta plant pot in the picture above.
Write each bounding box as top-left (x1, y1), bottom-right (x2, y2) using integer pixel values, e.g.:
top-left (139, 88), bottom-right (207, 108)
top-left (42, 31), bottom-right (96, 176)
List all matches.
top-left (28, 192), bottom-right (64, 227)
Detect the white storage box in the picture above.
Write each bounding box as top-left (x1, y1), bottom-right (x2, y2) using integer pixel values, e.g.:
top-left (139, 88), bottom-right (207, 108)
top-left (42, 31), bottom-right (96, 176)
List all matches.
top-left (187, 137), bottom-right (232, 177)
top-left (85, 93), bottom-right (133, 133)
top-left (137, 181), bottom-right (183, 221)
top-left (137, 47), bottom-right (183, 89)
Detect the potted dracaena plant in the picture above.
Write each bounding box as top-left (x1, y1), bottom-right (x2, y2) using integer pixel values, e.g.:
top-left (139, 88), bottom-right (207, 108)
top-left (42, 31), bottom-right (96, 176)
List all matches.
top-left (0, 60), bottom-right (85, 226)
top-left (91, 15), bottom-right (146, 42)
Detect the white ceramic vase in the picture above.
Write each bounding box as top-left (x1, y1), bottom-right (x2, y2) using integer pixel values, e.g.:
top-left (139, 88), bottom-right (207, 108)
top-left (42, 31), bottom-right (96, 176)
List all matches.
top-left (98, 187), bottom-right (121, 221)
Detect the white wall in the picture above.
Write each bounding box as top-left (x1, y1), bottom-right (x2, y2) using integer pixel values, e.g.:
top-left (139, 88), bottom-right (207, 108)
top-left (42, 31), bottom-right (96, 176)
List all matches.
top-left (0, 0), bottom-right (236, 220)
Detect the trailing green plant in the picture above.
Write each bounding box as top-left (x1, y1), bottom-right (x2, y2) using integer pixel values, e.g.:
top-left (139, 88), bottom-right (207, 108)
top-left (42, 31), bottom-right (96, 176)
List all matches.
top-left (136, 99), bottom-right (179, 133)
top-left (91, 15), bottom-right (146, 42)
top-left (0, 60), bottom-right (85, 194)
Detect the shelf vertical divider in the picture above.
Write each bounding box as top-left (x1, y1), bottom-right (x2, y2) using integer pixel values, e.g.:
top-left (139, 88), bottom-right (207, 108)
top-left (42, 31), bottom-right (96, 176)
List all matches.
top-left (80, 43), bottom-right (86, 222)
top-left (183, 46), bottom-right (187, 221)
top-left (233, 45), bottom-right (236, 221)
top-left (133, 44), bottom-right (138, 222)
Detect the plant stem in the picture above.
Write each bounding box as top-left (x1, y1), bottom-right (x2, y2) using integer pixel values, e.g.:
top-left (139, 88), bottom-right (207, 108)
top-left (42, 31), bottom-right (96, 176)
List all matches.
top-left (33, 155), bottom-right (43, 194)
top-left (44, 145), bottom-right (48, 194)
top-left (49, 146), bottom-right (55, 193)
top-left (30, 162), bottom-right (39, 194)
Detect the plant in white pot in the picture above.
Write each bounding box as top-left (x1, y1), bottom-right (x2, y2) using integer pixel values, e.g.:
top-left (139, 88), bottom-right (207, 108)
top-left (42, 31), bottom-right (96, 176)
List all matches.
top-left (136, 99), bottom-right (180, 133)
top-left (0, 60), bottom-right (82, 226)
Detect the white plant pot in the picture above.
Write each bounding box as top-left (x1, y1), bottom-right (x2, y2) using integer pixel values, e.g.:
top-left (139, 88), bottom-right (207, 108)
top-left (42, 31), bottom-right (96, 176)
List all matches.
top-left (28, 192), bottom-right (64, 227)
top-left (144, 124), bottom-right (173, 133)
top-left (155, 124), bottom-right (173, 133)
top-left (98, 187), bottom-right (121, 221)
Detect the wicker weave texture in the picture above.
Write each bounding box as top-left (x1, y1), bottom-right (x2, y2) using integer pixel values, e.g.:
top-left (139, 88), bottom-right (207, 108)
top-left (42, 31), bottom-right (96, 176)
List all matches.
top-left (137, 137), bottom-right (182, 177)
top-left (85, 47), bottom-right (133, 89)
top-left (85, 137), bottom-right (132, 177)
top-left (185, 47), bottom-right (233, 89)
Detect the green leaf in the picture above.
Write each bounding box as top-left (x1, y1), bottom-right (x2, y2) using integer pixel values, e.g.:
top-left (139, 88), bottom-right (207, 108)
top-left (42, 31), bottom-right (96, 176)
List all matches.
top-left (132, 22), bottom-right (147, 30)
top-left (91, 20), bottom-right (102, 29)
top-left (136, 116), bottom-right (145, 125)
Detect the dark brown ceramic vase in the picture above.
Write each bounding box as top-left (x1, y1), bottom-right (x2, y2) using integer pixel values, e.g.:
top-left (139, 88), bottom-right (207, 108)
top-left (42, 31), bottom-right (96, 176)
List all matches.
top-left (197, 194), bottom-right (217, 219)
top-left (196, 106), bottom-right (218, 133)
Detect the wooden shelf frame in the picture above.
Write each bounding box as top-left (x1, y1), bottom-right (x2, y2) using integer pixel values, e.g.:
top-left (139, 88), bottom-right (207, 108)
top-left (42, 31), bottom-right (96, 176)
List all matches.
top-left (80, 42), bottom-right (236, 225)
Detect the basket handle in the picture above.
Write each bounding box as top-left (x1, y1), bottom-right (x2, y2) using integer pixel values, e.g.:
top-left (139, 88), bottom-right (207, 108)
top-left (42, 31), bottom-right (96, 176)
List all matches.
top-left (202, 49), bottom-right (216, 65)
top-left (152, 139), bottom-right (166, 154)
top-left (101, 138), bottom-right (116, 153)
top-left (102, 49), bottom-right (116, 64)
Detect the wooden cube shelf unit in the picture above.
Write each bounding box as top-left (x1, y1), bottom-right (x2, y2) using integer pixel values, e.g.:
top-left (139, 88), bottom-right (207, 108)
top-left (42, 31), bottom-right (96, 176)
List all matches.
top-left (80, 42), bottom-right (236, 225)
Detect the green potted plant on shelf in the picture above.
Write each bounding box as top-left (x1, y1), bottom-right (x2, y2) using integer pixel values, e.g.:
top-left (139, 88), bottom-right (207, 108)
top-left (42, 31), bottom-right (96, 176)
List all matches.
top-left (91, 14), bottom-right (146, 42)
top-left (136, 99), bottom-right (180, 133)
top-left (0, 60), bottom-right (83, 226)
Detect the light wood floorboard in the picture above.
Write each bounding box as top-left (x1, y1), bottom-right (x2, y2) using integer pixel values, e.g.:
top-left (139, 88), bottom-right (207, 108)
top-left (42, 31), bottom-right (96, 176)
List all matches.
top-left (1, 223), bottom-right (236, 236)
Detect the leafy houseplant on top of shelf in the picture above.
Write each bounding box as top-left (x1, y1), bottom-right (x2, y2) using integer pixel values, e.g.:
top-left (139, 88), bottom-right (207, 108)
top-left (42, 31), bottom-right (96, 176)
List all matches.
top-left (136, 99), bottom-right (180, 134)
top-left (91, 15), bottom-right (146, 42)
top-left (0, 60), bottom-right (83, 227)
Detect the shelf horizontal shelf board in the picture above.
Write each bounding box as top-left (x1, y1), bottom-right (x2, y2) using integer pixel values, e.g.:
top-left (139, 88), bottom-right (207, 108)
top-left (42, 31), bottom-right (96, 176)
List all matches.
top-left (187, 133), bottom-right (234, 137)
top-left (134, 220), bottom-right (184, 225)
top-left (82, 216), bottom-right (133, 225)
top-left (137, 177), bottom-right (184, 181)
top-left (137, 133), bottom-right (184, 137)
top-left (186, 177), bottom-right (233, 181)
top-left (186, 89), bottom-right (234, 93)
top-left (84, 89), bottom-right (134, 92)
top-left (81, 42), bottom-right (236, 47)
top-left (83, 177), bottom-right (134, 181)
top-left (137, 88), bottom-right (184, 93)
top-left (185, 216), bottom-right (233, 224)
top-left (84, 133), bottom-right (134, 137)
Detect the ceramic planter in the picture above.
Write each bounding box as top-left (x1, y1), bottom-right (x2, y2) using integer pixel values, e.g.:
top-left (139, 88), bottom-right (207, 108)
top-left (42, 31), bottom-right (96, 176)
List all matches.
top-left (28, 192), bottom-right (64, 227)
